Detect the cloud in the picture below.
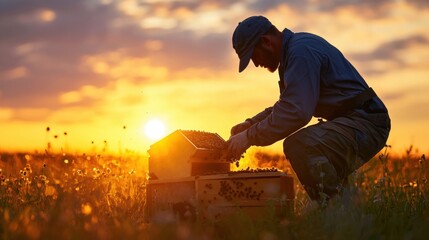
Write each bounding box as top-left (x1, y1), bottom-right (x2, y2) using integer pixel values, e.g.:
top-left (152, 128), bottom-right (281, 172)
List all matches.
top-left (409, 0), bottom-right (429, 8)
top-left (250, 0), bottom-right (429, 20)
top-left (0, 0), bottom-right (239, 112)
top-left (0, 0), bottom-right (128, 108)
top-left (143, 33), bottom-right (232, 71)
top-left (349, 35), bottom-right (429, 76)
top-left (354, 35), bottom-right (429, 61)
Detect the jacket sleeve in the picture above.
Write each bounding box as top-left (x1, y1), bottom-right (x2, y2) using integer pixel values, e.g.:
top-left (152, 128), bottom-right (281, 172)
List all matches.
top-left (246, 107), bottom-right (273, 124)
top-left (246, 54), bottom-right (321, 146)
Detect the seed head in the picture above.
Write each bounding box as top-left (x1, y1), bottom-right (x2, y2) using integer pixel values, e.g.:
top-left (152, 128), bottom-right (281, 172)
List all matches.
top-left (420, 154), bottom-right (426, 165)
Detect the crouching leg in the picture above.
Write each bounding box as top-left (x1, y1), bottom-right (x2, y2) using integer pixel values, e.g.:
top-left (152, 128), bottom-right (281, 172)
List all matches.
top-left (283, 124), bottom-right (355, 201)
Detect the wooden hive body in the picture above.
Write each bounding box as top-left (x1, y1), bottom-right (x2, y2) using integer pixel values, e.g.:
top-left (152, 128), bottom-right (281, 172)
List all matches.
top-left (148, 130), bottom-right (229, 180)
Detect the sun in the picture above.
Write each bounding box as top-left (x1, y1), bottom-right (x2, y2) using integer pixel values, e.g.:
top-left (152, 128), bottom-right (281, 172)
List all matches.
top-left (143, 119), bottom-right (167, 141)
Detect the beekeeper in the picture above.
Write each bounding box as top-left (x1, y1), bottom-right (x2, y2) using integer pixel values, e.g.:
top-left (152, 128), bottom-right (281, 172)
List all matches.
top-left (227, 16), bottom-right (391, 201)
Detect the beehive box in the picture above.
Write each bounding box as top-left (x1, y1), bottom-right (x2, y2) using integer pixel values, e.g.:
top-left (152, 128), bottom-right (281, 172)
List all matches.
top-left (145, 171), bottom-right (294, 222)
top-left (147, 130), bottom-right (229, 180)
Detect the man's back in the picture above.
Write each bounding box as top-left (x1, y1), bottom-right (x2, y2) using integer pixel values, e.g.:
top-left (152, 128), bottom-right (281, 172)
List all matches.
top-left (280, 29), bottom-right (388, 119)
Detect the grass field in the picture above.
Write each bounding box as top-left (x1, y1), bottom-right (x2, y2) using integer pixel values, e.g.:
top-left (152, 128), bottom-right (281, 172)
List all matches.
top-left (1, 145), bottom-right (428, 240)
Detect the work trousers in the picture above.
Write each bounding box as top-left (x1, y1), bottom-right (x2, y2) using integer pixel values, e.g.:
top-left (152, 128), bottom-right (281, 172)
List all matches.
top-left (283, 111), bottom-right (390, 200)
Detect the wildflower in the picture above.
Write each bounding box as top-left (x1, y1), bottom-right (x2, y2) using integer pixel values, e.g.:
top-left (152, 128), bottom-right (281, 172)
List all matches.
top-left (92, 168), bottom-right (101, 179)
top-left (39, 175), bottom-right (48, 184)
top-left (1, 178), bottom-right (9, 185)
top-left (375, 177), bottom-right (386, 188)
top-left (81, 203), bottom-right (92, 215)
top-left (335, 184), bottom-right (343, 194)
top-left (25, 163), bottom-right (32, 173)
top-left (419, 154), bottom-right (425, 165)
top-left (44, 185), bottom-right (57, 197)
top-left (373, 193), bottom-right (382, 203)
top-left (91, 216), bottom-right (98, 224)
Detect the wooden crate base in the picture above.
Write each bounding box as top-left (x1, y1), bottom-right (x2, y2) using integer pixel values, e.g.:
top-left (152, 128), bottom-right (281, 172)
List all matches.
top-left (146, 172), bottom-right (294, 222)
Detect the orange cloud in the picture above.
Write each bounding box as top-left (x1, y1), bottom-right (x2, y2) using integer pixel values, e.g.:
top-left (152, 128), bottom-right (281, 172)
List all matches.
top-left (84, 51), bottom-right (169, 80)
top-left (38, 9), bottom-right (56, 22)
top-left (3, 67), bottom-right (28, 80)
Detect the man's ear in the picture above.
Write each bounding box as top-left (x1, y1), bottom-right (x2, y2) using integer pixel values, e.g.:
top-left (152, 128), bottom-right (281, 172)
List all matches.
top-left (260, 35), bottom-right (272, 49)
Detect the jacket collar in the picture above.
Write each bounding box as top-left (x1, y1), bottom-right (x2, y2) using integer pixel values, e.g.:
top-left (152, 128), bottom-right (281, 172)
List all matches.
top-left (278, 28), bottom-right (294, 80)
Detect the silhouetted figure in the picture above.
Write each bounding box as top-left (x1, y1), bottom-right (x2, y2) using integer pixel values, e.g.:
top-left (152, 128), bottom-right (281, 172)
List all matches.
top-left (227, 16), bottom-right (390, 201)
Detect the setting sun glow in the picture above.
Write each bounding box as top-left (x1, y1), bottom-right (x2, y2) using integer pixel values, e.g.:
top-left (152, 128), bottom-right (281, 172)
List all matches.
top-left (1, 0), bottom-right (429, 154)
top-left (143, 119), bottom-right (167, 141)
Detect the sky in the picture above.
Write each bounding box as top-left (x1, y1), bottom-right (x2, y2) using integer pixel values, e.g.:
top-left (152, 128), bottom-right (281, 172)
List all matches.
top-left (1, 0), bottom-right (429, 155)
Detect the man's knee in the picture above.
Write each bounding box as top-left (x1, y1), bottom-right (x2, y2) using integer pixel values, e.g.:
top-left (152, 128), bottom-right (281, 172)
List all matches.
top-left (282, 132), bottom-right (316, 186)
top-left (283, 131), bottom-right (306, 161)
top-left (282, 128), bottom-right (342, 200)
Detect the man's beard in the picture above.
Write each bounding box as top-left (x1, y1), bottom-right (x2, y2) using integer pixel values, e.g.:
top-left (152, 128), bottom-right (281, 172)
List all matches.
top-left (267, 63), bottom-right (279, 73)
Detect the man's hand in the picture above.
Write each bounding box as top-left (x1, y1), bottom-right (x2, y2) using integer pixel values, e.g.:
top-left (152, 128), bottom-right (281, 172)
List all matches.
top-left (226, 130), bottom-right (251, 161)
top-left (230, 120), bottom-right (252, 136)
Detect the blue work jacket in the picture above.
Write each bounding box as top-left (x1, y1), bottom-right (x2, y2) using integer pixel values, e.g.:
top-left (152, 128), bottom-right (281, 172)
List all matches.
top-left (246, 28), bottom-right (388, 146)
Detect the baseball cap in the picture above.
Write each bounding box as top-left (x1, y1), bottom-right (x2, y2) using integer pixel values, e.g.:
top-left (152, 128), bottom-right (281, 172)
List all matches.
top-left (232, 16), bottom-right (273, 72)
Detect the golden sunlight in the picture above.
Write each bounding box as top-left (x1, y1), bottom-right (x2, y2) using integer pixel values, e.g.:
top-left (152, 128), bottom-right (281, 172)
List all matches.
top-left (143, 119), bottom-right (167, 141)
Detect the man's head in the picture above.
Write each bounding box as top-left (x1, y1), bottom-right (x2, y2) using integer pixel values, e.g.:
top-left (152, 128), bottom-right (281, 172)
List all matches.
top-left (232, 16), bottom-right (281, 73)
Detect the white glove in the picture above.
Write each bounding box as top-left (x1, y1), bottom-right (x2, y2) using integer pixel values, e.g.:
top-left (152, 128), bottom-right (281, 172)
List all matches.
top-left (226, 130), bottom-right (250, 161)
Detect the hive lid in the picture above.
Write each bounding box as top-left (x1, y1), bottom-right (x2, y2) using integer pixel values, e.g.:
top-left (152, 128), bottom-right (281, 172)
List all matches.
top-left (179, 130), bottom-right (226, 150)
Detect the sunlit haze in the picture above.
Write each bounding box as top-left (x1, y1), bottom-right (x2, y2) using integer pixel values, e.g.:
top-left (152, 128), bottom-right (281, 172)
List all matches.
top-left (143, 119), bottom-right (167, 141)
top-left (1, 0), bottom-right (429, 155)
